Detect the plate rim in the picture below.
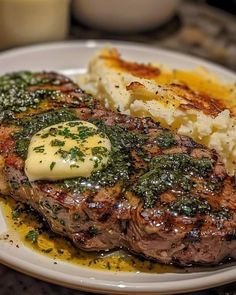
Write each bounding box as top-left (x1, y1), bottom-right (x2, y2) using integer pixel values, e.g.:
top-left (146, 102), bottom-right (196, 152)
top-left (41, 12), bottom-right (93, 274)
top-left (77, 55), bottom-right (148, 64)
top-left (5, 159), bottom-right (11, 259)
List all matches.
top-left (1, 251), bottom-right (236, 294)
top-left (0, 39), bottom-right (235, 77)
top-left (0, 40), bottom-right (236, 294)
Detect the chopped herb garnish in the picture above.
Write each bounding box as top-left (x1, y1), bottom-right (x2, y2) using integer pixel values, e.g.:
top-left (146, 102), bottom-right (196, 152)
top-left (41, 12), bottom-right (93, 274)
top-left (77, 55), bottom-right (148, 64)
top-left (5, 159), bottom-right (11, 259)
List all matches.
top-left (91, 146), bottom-right (109, 168)
top-left (69, 147), bottom-right (85, 161)
top-left (41, 127), bottom-right (58, 138)
top-left (50, 139), bottom-right (65, 147)
top-left (91, 146), bottom-right (109, 156)
top-left (0, 71), bottom-right (96, 123)
top-left (150, 154), bottom-right (213, 178)
top-left (25, 229), bottom-right (39, 243)
top-left (57, 120), bottom-right (147, 193)
top-left (12, 207), bottom-right (21, 220)
top-left (212, 208), bottom-right (231, 220)
top-left (135, 154), bottom-right (213, 208)
top-left (33, 145), bottom-right (45, 153)
top-left (57, 127), bottom-right (71, 138)
top-left (13, 108), bottom-right (77, 159)
top-left (50, 161), bottom-right (56, 170)
top-left (135, 167), bottom-right (195, 208)
top-left (0, 71), bottom-right (63, 123)
top-left (76, 125), bottom-right (97, 140)
top-left (169, 196), bottom-right (211, 217)
top-left (70, 164), bottom-right (80, 169)
top-left (57, 147), bottom-right (85, 162)
top-left (155, 132), bottom-right (177, 149)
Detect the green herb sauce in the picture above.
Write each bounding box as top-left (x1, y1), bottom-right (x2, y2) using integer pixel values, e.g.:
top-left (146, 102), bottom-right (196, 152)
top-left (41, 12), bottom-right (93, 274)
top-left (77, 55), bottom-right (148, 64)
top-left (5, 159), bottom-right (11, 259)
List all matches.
top-left (13, 108), bottom-right (77, 159)
top-left (135, 154), bottom-right (213, 208)
top-left (169, 196), bottom-right (211, 217)
top-left (155, 131), bottom-right (177, 149)
top-left (59, 120), bottom-right (147, 192)
top-left (11, 108), bottom-right (223, 217)
top-left (168, 196), bottom-right (231, 220)
top-left (0, 71), bottom-right (63, 122)
top-left (50, 139), bottom-right (65, 147)
top-left (25, 229), bottom-right (39, 244)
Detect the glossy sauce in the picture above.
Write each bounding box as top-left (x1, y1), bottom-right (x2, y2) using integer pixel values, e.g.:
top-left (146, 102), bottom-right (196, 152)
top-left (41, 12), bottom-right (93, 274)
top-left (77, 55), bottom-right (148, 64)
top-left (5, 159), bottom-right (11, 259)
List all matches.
top-left (1, 195), bottom-right (236, 273)
top-left (155, 69), bottom-right (236, 115)
top-left (106, 53), bottom-right (236, 115)
top-left (0, 195), bottom-right (175, 273)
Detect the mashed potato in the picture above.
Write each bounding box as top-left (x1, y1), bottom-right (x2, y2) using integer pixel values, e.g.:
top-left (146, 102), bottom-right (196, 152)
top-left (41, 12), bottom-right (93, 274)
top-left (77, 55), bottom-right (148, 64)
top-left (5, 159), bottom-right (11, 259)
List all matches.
top-left (78, 48), bottom-right (236, 175)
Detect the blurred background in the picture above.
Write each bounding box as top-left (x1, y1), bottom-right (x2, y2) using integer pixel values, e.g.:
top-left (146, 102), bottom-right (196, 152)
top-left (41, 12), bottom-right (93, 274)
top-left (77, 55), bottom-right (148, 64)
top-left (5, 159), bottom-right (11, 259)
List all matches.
top-left (0, 0), bottom-right (236, 70)
top-left (0, 0), bottom-right (236, 295)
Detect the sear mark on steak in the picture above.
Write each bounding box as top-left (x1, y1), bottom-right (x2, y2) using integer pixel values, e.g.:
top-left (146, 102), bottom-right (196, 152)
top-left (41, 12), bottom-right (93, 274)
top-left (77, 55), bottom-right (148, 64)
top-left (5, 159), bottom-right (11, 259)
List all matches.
top-left (1, 71), bottom-right (236, 266)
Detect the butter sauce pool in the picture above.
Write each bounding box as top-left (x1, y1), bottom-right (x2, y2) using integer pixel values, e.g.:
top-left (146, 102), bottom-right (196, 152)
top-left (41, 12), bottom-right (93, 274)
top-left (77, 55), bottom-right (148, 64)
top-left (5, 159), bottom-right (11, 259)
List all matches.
top-left (0, 195), bottom-right (174, 273)
top-left (2, 195), bottom-right (235, 273)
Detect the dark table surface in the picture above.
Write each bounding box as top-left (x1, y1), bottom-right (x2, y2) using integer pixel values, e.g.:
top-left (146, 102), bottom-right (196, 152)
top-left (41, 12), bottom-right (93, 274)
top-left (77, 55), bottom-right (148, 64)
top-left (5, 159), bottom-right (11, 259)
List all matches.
top-left (0, 1), bottom-right (236, 294)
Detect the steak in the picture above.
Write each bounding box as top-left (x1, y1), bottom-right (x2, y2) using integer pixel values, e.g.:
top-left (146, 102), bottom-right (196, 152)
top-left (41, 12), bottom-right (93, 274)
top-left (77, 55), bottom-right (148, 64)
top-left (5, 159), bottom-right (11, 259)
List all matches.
top-left (1, 71), bottom-right (236, 266)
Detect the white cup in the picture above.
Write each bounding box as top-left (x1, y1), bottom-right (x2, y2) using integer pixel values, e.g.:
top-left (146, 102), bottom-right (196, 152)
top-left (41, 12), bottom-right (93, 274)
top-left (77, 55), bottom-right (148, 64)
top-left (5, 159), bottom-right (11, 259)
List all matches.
top-left (0, 0), bottom-right (70, 49)
top-left (72, 0), bottom-right (180, 33)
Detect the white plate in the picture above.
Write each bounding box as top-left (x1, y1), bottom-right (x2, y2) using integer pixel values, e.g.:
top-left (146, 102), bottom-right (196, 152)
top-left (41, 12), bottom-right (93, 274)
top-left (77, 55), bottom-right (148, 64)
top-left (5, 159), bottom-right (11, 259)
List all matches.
top-left (0, 40), bottom-right (236, 294)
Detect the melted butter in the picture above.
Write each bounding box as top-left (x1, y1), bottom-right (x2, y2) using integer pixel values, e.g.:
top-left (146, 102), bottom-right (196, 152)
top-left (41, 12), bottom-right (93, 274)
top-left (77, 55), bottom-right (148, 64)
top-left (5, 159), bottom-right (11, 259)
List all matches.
top-left (106, 52), bottom-right (236, 115)
top-left (25, 120), bottom-right (111, 181)
top-left (153, 69), bottom-right (236, 112)
top-left (15, 100), bottom-right (54, 119)
top-left (0, 195), bottom-right (174, 273)
top-left (127, 82), bottom-right (181, 109)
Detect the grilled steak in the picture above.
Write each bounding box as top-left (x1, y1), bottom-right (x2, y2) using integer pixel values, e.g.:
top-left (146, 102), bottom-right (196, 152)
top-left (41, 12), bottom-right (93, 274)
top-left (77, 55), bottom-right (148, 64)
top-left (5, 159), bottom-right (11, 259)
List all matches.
top-left (1, 71), bottom-right (236, 266)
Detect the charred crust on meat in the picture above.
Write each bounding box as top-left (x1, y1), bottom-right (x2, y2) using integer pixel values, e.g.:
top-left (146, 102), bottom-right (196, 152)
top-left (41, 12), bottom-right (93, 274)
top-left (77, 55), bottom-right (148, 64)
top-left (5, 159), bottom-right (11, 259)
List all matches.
top-left (225, 230), bottom-right (236, 241)
top-left (184, 220), bottom-right (204, 243)
top-left (98, 211), bottom-right (112, 222)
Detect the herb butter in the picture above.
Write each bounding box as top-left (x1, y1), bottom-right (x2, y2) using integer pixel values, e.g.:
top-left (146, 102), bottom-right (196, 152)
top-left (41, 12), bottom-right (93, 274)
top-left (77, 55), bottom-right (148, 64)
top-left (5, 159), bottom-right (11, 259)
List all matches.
top-left (25, 121), bottom-right (111, 181)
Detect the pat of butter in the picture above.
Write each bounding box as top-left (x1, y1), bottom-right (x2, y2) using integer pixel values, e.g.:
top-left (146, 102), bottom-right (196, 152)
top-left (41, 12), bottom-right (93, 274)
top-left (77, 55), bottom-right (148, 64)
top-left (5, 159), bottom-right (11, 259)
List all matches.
top-left (25, 121), bottom-right (111, 181)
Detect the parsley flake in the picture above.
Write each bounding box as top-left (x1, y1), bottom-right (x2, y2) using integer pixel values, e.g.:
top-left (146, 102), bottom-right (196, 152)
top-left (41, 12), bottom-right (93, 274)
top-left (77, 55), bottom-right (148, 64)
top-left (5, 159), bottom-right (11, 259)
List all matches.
top-left (50, 161), bottom-right (56, 170)
top-left (50, 139), bottom-right (65, 147)
top-left (33, 145), bottom-right (45, 153)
